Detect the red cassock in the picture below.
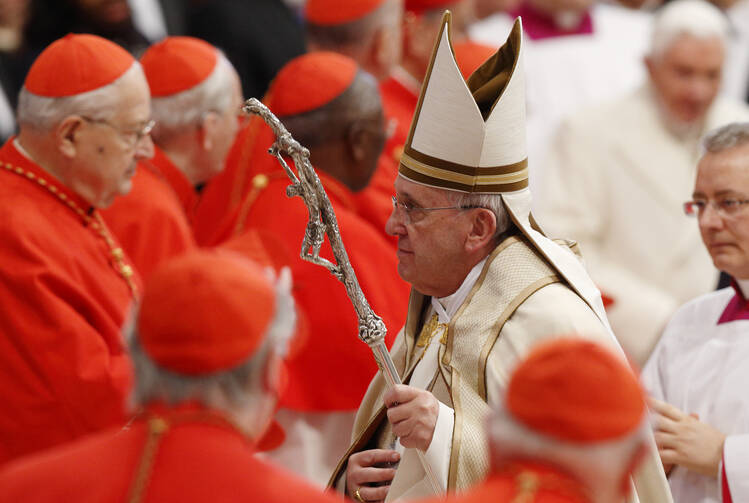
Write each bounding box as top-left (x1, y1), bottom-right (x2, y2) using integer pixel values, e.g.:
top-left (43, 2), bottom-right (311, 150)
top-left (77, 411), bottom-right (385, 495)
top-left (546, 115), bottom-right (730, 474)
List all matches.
top-left (416, 462), bottom-right (590, 503)
top-left (101, 147), bottom-right (195, 280)
top-left (0, 403), bottom-right (340, 503)
top-left (148, 147), bottom-right (200, 223)
top-left (0, 139), bottom-right (139, 464)
top-left (224, 162), bottom-right (411, 411)
top-left (379, 74), bottom-right (418, 160)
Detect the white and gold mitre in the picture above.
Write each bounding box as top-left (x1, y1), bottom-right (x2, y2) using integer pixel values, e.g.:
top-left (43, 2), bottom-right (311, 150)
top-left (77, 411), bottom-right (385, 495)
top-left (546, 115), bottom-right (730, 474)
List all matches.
top-left (400, 12), bottom-right (618, 342)
top-left (399, 12), bottom-right (527, 194)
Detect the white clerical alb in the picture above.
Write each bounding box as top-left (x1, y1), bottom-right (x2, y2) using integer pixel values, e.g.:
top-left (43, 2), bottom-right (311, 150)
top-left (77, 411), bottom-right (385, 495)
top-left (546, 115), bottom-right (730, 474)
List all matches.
top-left (643, 281), bottom-right (749, 503)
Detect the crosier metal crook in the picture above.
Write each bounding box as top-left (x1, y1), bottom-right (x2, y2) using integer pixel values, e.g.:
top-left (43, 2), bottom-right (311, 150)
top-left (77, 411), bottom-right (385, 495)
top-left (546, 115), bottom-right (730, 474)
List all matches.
top-left (243, 98), bottom-right (441, 494)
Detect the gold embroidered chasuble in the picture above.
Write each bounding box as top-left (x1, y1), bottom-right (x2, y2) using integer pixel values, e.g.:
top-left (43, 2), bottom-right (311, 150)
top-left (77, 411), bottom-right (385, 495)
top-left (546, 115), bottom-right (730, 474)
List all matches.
top-left (327, 234), bottom-right (594, 496)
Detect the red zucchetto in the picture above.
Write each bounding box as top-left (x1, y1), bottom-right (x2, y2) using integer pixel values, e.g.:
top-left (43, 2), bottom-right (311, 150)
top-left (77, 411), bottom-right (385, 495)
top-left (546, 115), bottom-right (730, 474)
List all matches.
top-left (305, 0), bottom-right (385, 25)
top-left (24, 33), bottom-right (135, 97)
top-left (506, 338), bottom-right (646, 443)
top-left (137, 249), bottom-right (276, 376)
top-left (140, 36), bottom-right (219, 97)
top-left (267, 51), bottom-right (358, 117)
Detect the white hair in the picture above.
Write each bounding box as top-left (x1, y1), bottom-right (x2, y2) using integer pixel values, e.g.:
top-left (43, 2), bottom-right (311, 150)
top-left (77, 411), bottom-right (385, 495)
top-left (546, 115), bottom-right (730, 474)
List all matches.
top-left (149, 52), bottom-right (238, 141)
top-left (650, 0), bottom-right (729, 58)
top-left (445, 191), bottom-right (512, 240)
top-left (127, 267), bottom-right (296, 412)
top-left (488, 404), bottom-right (650, 503)
top-left (16, 62), bottom-right (144, 131)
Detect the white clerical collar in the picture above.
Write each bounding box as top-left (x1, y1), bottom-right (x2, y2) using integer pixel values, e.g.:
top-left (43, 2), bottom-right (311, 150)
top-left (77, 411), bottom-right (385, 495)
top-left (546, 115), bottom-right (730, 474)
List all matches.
top-left (736, 278), bottom-right (749, 298)
top-left (431, 256), bottom-right (489, 324)
top-left (13, 138), bottom-right (33, 160)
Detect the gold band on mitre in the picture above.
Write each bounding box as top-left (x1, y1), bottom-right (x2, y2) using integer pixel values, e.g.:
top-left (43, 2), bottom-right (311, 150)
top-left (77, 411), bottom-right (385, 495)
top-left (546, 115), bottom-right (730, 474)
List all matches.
top-left (399, 148), bottom-right (528, 193)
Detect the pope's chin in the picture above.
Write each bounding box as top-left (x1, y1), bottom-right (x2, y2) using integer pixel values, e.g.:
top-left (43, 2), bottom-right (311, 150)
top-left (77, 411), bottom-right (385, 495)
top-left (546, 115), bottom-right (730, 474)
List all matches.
top-left (396, 259), bottom-right (416, 286)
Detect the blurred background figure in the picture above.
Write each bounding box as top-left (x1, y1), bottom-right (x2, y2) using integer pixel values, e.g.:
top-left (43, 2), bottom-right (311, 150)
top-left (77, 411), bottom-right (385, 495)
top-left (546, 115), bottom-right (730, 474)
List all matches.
top-left (128, 0), bottom-right (185, 42)
top-left (305, 0), bottom-right (403, 80)
top-left (472, 0), bottom-right (523, 18)
top-left (25, 0), bottom-right (151, 55)
top-left (470, 0), bottom-right (651, 194)
top-left (383, 0), bottom-right (473, 151)
top-left (186, 0), bottom-right (305, 101)
top-left (707, 0), bottom-right (749, 103)
top-left (0, 249), bottom-right (339, 503)
top-left (102, 36), bottom-right (243, 280)
top-left (418, 338), bottom-right (652, 503)
top-left (537, 0), bottom-right (749, 366)
top-left (643, 122), bottom-right (749, 503)
top-left (0, 0), bottom-right (29, 142)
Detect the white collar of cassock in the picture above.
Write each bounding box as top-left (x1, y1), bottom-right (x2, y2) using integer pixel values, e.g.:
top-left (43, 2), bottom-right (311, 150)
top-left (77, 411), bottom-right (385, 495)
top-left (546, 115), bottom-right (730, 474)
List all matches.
top-left (13, 137), bottom-right (33, 160)
top-left (431, 256), bottom-right (489, 324)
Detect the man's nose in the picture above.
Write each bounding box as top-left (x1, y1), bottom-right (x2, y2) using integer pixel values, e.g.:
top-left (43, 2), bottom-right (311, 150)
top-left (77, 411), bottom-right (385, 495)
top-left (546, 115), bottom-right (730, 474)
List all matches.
top-left (385, 205), bottom-right (406, 237)
top-left (699, 202), bottom-right (724, 230)
top-left (135, 133), bottom-right (155, 160)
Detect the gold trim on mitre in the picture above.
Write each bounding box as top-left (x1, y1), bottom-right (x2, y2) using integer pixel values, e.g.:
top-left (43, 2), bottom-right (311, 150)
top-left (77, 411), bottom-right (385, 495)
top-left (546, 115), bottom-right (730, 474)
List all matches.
top-left (399, 13), bottom-right (527, 194)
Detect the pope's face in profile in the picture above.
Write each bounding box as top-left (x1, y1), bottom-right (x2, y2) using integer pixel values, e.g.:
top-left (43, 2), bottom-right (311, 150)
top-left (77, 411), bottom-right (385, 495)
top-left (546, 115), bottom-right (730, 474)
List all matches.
top-left (386, 175), bottom-right (479, 297)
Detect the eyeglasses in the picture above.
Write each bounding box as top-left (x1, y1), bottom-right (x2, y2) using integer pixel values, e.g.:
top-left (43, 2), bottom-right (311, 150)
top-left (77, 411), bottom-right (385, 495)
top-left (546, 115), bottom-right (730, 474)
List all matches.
top-left (391, 196), bottom-right (479, 224)
top-left (80, 116), bottom-right (155, 147)
top-left (684, 198), bottom-right (749, 218)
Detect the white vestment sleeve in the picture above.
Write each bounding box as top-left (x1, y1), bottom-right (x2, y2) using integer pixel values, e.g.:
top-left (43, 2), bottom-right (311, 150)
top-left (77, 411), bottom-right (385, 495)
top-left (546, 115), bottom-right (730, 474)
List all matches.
top-left (723, 434), bottom-right (749, 501)
top-left (423, 401), bottom-right (454, 488)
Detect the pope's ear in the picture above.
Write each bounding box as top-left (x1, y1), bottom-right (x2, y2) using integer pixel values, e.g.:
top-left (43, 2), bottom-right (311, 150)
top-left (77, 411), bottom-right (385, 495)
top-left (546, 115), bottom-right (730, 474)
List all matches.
top-left (466, 207), bottom-right (497, 252)
top-left (56, 116), bottom-right (84, 158)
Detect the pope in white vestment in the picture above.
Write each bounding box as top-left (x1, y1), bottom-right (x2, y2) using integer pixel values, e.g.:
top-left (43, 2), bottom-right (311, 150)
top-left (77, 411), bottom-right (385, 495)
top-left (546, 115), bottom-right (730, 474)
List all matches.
top-left (329, 13), bottom-right (672, 503)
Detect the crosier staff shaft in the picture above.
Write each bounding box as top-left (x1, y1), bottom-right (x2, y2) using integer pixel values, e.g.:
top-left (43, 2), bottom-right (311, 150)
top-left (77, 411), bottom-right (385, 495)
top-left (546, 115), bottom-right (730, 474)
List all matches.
top-left (243, 98), bottom-right (441, 494)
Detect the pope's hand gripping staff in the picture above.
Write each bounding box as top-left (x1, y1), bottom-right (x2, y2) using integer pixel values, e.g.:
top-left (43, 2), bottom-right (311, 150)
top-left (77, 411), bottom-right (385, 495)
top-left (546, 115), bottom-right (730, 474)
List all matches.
top-left (243, 97), bottom-right (441, 493)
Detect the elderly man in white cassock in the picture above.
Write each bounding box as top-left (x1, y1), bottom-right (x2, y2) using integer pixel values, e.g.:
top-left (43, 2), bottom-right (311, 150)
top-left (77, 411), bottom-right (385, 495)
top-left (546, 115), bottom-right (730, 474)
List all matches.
top-left (643, 122), bottom-right (749, 503)
top-left (328, 12), bottom-right (672, 503)
top-left (536, 0), bottom-right (749, 367)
